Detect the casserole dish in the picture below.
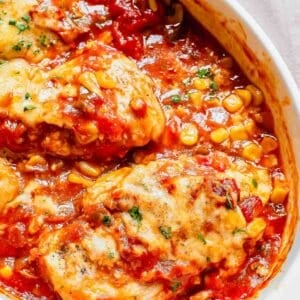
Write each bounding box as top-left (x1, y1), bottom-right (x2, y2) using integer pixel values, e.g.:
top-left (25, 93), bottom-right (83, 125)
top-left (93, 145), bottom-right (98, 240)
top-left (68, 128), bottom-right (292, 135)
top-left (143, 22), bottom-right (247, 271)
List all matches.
top-left (0, 0), bottom-right (298, 299)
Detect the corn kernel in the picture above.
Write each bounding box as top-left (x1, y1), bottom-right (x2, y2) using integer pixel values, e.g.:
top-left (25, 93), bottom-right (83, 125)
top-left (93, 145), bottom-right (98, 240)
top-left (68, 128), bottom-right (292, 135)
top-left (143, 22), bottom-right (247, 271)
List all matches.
top-left (222, 94), bottom-right (243, 113)
top-left (244, 119), bottom-right (256, 136)
top-left (98, 31), bottom-right (113, 45)
top-left (210, 128), bottom-right (229, 144)
top-left (0, 266), bottom-right (13, 279)
top-left (261, 135), bottom-right (278, 153)
top-left (205, 97), bottom-right (220, 108)
top-left (76, 161), bottom-right (102, 178)
top-left (224, 209), bottom-right (246, 230)
top-left (234, 89), bottom-right (252, 106)
top-left (148, 0), bottom-right (158, 11)
top-left (261, 154), bottom-right (278, 168)
top-left (229, 124), bottom-right (248, 141)
top-left (95, 71), bottom-right (116, 89)
top-left (247, 218), bottom-right (266, 238)
top-left (68, 173), bottom-right (93, 187)
top-left (189, 91), bottom-right (203, 109)
top-left (242, 142), bottom-right (262, 162)
top-left (193, 78), bottom-right (211, 90)
top-left (79, 72), bottom-right (101, 95)
top-left (270, 186), bottom-right (289, 203)
top-left (180, 123), bottom-right (199, 146)
top-left (246, 84), bottom-right (264, 106)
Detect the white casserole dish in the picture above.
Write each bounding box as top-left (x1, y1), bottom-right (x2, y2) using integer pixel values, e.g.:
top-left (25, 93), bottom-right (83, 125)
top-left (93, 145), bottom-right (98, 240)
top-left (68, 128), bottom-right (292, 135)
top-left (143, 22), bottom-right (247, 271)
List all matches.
top-left (180, 0), bottom-right (300, 299)
top-left (0, 1), bottom-right (298, 299)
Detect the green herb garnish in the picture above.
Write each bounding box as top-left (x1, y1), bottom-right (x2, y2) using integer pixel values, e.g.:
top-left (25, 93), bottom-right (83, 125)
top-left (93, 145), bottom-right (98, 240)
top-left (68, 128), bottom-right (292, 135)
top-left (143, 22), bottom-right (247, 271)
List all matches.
top-left (252, 178), bottom-right (258, 188)
top-left (23, 105), bottom-right (36, 112)
top-left (197, 233), bottom-right (207, 245)
top-left (159, 226), bottom-right (172, 239)
top-left (128, 206), bottom-right (143, 223)
top-left (232, 228), bottom-right (246, 235)
top-left (210, 81), bottom-right (218, 92)
top-left (170, 280), bottom-right (181, 292)
top-left (102, 215), bottom-right (111, 226)
top-left (225, 191), bottom-right (233, 209)
top-left (22, 14), bottom-right (31, 23)
top-left (171, 95), bottom-right (181, 103)
top-left (197, 67), bottom-right (213, 79)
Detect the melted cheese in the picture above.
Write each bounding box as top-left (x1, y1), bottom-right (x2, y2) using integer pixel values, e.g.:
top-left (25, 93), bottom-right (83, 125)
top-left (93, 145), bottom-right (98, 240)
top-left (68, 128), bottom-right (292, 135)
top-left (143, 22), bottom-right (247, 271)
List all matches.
top-left (38, 154), bottom-right (273, 299)
top-left (0, 43), bottom-right (165, 158)
top-left (0, 0), bottom-right (65, 62)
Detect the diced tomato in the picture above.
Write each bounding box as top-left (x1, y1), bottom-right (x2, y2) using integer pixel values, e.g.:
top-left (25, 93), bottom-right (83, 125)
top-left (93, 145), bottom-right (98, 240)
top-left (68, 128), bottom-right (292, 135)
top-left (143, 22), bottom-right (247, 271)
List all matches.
top-left (239, 196), bottom-right (264, 222)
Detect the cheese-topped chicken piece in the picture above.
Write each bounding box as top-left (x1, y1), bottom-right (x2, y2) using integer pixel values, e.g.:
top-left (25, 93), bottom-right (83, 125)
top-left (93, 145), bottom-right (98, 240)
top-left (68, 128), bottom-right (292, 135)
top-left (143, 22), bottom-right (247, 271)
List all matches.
top-left (38, 153), bottom-right (273, 299)
top-left (0, 0), bottom-right (66, 62)
top-left (0, 42), bottom-right (165, 160)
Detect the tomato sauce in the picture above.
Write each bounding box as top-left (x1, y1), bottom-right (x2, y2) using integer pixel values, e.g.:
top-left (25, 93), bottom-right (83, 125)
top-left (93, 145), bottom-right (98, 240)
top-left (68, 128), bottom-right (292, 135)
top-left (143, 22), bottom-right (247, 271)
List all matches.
top-left (0, 1), bottom-right (287, 299)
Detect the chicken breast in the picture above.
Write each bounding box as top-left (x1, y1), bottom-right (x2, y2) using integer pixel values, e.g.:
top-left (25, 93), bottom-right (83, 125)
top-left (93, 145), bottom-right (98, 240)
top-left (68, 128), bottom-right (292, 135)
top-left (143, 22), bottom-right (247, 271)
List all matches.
top-left (38, 152), bottom-right (273, 299)
top-left (0, 42), bottom-right (165, 160)
top-left (0, 0), bottom-right (66, 62)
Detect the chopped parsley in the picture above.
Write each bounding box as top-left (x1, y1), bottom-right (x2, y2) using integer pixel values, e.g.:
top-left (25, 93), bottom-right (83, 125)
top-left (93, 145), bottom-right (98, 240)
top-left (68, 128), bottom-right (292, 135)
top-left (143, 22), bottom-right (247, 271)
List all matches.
top-left (12, 40), bottom-right (31, 51)
top-left (197, 67), bottom-right (213, 79)
top-left (159, 226), bottom-right (172, 239)
top-left (107, 251), bottom-right (115, 259)
top-left (102, 215), bottom-right (111, 226)
top-left (197, 233), bottom-right (207, 245)
top-left (232, 228), bottom-right (246, 235)
top-left (225, 191), bottom-right (234, 209)
top-left (22, 14), bottom-right (31, 23)
top-left (210, 81), bottom-right (218, 92)
top-left (170, 280), bottom-right (181, 292)
top-left (128, 206), bottom-right (143, 223)
top-left (8, 19), bottom-right (29, 33)
top-left (24, 92), bottom-right (31, 100)
top-left (40, 35), bottom-right (47, 47)
top-left (171, 95), bottom-right (181, 103)
top-left (252, 178), bottom-right (258, 188)
top-left (23, 105), bottom-right (36, 112)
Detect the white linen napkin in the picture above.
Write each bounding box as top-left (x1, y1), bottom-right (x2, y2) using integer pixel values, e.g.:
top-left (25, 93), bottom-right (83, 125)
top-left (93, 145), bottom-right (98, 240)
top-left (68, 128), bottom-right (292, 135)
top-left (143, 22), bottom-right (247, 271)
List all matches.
top-left (238, 0), bottom-right (300, 85)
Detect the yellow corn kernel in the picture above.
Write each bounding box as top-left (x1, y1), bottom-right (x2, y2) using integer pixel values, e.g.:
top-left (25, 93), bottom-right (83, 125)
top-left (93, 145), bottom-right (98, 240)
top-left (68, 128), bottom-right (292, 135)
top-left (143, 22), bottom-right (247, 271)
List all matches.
top-left (180, 123), bottom-right (199, 146)
top-left (242, 142), bottom-right (262, 162)
top-left (193, 78), bottom-right (211, 90)
top-left (261, 154), bottom-right (278, 168)
top-left (98, 31), bottom-right (113, 45)
top-left (0, 266), bottom-right (13, 279)
top-left (246, 84), bottom-right (264, 106)
top-left (95, 71), bottom-right (116, 89)
top-left (148, 0), bottom-right (158, 11)
top-left (76, 161), bottom-right (102, 178)
top-left (222, 94), bottom-right (243, 113)
top-left (224, 209), bottom-right (246, 230)
top-left (205, 97), bottom-right (220, 108)
top-left (210, 128), bottom-right (229, 144)
top-left (247, 218), bottom-right (266, 238)
top-left (189, 91), bottom-right (203, 109)
top-left (68, 173), bottom-right (93, 187)
top-left (244, 119), bottom-right (256, 136)
top-left (270, 186), bottom-right (289, 203)
top-left (247, 218), bottom-right (267, 238)
top-left (261, 135), bottom-right (278, 153)
top-left (229, 124), bottom-right (248, 141)
top-left (79, 72), bottom-right (102, 95)
top-left (234, 89), bottom-right (252, 106)
top-left (61, 84), bottom-right (78, 98)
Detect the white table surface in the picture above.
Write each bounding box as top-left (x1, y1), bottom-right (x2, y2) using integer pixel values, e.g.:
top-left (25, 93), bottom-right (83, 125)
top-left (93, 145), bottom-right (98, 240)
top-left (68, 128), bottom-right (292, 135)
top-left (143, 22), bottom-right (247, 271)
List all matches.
top-left (238, 0), bottom-right (300, 85)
